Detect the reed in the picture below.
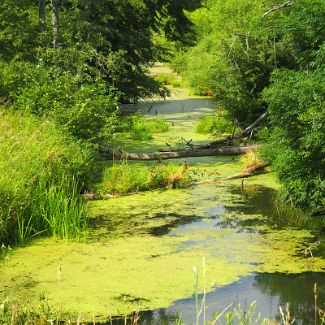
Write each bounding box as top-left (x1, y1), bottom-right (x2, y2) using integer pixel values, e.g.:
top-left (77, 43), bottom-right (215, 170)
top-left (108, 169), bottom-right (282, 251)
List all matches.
top-left (98, 160), bottom-right (191, 195)
top-left (0, 110), bottom-right (91, 245)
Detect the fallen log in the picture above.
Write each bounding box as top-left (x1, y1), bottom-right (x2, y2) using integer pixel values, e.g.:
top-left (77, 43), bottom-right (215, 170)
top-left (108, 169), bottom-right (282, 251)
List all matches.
top-left (195, 162), bottom-right (268, 185)
top-left (100, 145), bottom-right (258, 161)
top-left (222, 162), bottom-right (268, 180)
top-left (199, 111), bottom-right (268, 149)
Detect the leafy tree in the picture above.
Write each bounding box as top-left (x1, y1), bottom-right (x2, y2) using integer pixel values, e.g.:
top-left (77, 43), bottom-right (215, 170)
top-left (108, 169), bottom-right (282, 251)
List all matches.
top-left (0, 0), bottom-right (202, 141)
top-left (260, 0), bottom-right (325, 210)
top-left (173, 0), bottom-right (325, 210)
top-left (261, 68), bottom-right (325, 210)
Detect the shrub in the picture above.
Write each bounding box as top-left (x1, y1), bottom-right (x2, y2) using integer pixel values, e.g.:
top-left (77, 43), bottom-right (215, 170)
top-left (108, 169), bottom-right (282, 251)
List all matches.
top-left (154, 73), bottom-right (182, 88)
top-left (261, 69), bottom-right (325, 210)
top-left (0, 111), bottom-right (93, 245)
top-left (0, 54), bottom-right (118, 143)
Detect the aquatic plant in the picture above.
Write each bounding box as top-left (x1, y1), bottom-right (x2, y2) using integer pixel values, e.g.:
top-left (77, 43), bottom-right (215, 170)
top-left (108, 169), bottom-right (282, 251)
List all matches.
top-left (116, 113), bottom-right (170, 141)
top-left (154, 73), bottom-right (183, 88)
top-left (98, 160), bottom-right (191, 195)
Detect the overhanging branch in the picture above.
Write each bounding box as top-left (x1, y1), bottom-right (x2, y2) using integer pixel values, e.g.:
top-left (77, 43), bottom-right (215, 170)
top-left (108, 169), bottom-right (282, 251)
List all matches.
top-left (263, 1), bottom-right (294, 17)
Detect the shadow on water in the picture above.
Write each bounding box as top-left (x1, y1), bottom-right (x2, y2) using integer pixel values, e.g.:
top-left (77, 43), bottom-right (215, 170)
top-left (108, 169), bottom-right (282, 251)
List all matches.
top-left (105, 272), bottom-right (325, 325)
top-left (88, 211), bottom-right (203, 239)
top-left (148, 213), bottom-right (202, 236)
top-left (216, 184), bottom-right (324, 232)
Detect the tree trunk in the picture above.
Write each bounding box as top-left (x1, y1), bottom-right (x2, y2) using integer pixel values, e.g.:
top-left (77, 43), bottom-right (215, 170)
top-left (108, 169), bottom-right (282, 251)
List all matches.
top-left (100, 145), bottom-right (257, 161)
top-left (222, 162), bottom-right (268, 180)
top-left (39, 0), bottom-right (46, 32)
top-left (196, 162), bottom-right (268, 185)
top-left (51, 0), bottom-right (59, 48)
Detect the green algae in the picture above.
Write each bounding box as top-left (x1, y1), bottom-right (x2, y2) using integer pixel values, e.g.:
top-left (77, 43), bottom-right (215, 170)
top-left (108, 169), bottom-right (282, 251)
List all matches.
top-left (1, 175), bottom-right (324, 320)
top-left (1, 84), bottom-right (324, 320)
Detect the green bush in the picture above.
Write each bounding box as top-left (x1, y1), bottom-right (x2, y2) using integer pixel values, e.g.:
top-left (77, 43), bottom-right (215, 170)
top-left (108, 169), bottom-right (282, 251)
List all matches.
top-left (154, 73), bottom-right (182, 88)
top-left (196, 110), bottom-right (236, 134)
top-left (260, 69), bottom-right (325, 210)
top-left (0, 111), bottom-right (93, 245)
top-left (0, 54), bottom-right (118, 143)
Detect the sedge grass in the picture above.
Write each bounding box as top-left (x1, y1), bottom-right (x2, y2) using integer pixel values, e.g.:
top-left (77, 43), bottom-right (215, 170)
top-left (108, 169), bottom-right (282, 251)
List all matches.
top-left (0, 110), bottom-right (91, 245)
top-left (98, 160), bottom-right (191, 195)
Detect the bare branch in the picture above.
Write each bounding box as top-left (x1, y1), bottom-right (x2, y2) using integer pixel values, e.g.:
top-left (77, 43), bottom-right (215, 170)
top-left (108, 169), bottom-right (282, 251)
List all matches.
top-left (263, 1), bottom-right (294, 17)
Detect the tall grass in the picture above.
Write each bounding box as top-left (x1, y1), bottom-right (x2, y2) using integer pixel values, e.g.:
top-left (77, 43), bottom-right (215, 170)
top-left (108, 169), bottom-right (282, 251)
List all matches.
top-left (98, 160), bottom-right (191, 195)
top-left (0, 110), bottom-right (92, 245)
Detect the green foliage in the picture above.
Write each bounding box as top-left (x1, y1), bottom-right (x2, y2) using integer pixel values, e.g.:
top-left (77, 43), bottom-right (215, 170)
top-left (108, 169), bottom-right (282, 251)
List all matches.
top-left (260, 69), bottom-right (325, 210)
top-left (0, 111), bottom-right (93, 245)
top-left (98, 160), bottom-right (191, 195)
top-left (172, 0), bottom-right (271, 124)
top-left (196, 110), bottom-right (236, 134)
top-left (0, 50), bottom-right (118, 143)
top-left (173, 0), bottom-right (325, 210)
top-left (0, 0), bottom-right (202, 103)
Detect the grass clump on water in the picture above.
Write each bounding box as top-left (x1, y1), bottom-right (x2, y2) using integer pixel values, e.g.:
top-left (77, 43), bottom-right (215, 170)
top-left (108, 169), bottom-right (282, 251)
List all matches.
top-left (116, 113), bottom-right (170, 140)
top-left (196, 110), bottom-right (238, 135)
top-left (98, 160), bottom-right (191, 195)
top-left (0, 110), bottom-right (93, 245)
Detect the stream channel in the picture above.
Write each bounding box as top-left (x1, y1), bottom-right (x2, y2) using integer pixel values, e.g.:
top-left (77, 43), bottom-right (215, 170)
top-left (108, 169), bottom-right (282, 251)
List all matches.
top-left (1, 87), bottom-right (324, 324)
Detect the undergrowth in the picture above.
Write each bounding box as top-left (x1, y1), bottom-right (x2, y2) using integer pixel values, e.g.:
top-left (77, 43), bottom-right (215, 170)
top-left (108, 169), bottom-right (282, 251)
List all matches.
top-left (98, 160), bottom-right (191, 195)
top-left (0, 110), bottom-right (93, 245)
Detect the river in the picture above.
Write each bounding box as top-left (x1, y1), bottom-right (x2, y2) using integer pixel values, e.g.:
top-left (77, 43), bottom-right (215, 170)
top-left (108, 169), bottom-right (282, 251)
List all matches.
top-left (0, 87), bottom-right (324, 324)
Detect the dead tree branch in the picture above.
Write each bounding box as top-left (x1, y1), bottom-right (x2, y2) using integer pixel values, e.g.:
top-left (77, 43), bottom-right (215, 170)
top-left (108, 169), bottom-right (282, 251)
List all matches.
top-left (263, 1), bottom-right (294, 17)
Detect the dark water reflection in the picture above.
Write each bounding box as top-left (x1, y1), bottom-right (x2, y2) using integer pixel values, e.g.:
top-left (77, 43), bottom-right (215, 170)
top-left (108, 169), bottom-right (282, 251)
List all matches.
top-left (109, 273), bottom-right (325, 325)
top-left (107, 185), bottom-right (325, 325)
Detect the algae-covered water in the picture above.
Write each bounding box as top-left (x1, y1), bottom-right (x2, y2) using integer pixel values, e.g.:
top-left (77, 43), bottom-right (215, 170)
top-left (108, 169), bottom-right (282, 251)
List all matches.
top-left (1, 83), bottom-right (324, 324)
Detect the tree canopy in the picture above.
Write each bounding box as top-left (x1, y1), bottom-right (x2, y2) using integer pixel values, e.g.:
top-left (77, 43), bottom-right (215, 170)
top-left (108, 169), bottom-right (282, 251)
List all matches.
top-left (0, 0), bottom-right (202, 141)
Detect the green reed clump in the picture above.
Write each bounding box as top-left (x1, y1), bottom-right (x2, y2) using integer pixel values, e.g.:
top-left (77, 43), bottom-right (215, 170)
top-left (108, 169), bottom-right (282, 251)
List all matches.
top-left (98, 160), bottom-right (191, 195)
top-left (196, 110), bottom-right (237, 135)
top-left (0, 110), bottom-right (92, 245)
top-left (116, 113), bottom-right (169, 140)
